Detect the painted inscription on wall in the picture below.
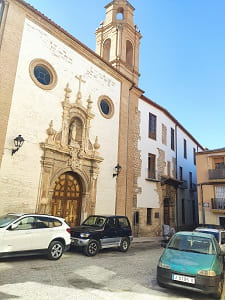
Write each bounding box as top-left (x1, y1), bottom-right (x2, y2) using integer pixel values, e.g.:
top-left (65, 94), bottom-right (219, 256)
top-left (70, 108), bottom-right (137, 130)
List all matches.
top-left (25, 20), bottom-right (117, 88)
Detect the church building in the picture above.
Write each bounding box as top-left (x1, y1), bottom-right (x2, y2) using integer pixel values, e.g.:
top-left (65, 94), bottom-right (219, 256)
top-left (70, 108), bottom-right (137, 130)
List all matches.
top-left (0, 0), bottom-right (204, 236)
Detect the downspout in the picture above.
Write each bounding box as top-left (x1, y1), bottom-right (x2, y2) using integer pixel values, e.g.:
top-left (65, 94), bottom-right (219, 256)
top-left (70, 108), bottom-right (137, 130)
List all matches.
top-left (200, 183), bottom-right (206, 224)
top-left (175, 124), bottom-right (178, 230)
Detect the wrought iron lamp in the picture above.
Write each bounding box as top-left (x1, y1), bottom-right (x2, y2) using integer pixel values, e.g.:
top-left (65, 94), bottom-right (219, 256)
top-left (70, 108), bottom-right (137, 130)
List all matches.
top-left (12, 134), bottom-right (24, 155)
top-left (113, 163), bottom-right (122, 177)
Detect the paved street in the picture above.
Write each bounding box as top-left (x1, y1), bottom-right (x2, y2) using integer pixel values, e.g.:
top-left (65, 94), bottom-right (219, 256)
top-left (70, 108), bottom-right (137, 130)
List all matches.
top-left (0, 242), bottom-right (224, 300)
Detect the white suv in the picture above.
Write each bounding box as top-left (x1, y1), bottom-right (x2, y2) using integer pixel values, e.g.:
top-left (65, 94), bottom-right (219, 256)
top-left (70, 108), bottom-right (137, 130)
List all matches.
top-left (0, 213), bottom-right (71, 260)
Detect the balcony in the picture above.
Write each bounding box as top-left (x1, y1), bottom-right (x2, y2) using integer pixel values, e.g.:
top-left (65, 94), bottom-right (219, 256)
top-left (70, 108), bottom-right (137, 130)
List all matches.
top-left (190, 183), bottom-right (197, 192)
top-left (208, 168), bottom-right (225, 180)
top-left (211, 198), bottom-right (225, 210)
top-left (178, 180), bottom-right (188, 189)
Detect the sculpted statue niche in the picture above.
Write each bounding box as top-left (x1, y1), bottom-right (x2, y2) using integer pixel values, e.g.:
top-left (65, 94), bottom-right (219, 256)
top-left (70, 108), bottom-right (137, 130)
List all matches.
top-left (69, 118), bottom-right (83, 147)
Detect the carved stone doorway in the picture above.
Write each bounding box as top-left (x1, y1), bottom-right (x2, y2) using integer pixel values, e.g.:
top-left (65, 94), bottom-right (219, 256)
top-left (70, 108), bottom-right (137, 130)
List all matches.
top-left (51, 172), bottom-right (82, 227)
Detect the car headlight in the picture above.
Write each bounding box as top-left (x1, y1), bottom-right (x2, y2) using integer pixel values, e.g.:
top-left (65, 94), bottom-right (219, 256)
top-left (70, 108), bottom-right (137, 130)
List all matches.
top-left (198, 270), bottom-right (216, 277)
top-left (158, 261), bottom-right (171, 269)
top-left (80, 233), bottom-right (90, 238)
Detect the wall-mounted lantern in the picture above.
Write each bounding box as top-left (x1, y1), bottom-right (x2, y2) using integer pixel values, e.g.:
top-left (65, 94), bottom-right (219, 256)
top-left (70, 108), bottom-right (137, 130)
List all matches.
top-left (113, 163), bottom-right (122, 178)
top-left (12, 135), bottom-right (24, 155)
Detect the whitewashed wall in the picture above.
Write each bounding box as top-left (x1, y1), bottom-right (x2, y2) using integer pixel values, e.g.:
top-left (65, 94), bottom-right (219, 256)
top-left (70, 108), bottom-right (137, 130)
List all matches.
top-left (137, 99), bottom-right (176, 209)
top-left (138, 97), bottom-right (199, 226)
top-left (0, 19), bottom-right (120, 215)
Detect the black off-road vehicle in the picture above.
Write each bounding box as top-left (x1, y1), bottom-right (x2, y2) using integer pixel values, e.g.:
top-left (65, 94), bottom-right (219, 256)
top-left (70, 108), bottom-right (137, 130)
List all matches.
top-left (70, 215), bottom-right (133, 256)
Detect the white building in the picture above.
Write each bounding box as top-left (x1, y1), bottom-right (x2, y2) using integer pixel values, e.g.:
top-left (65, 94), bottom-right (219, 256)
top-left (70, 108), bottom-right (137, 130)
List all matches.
top-left (136, 96), bottom-right (203, 236)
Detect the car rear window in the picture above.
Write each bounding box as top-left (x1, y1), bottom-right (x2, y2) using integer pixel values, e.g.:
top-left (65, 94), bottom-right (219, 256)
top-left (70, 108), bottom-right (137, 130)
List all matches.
top-left (118, 217), bottom-right (129, 228)
top-left (35, 216), bottom-right (62, 228)
top-left (196, 229), bottom-right (219, 242)
top-left (168, 234), bottom-right (216, 255)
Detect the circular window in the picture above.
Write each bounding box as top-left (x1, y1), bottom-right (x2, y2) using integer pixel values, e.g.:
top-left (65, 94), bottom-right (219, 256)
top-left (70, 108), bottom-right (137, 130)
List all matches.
top-left (100, 100), bottom-right (110, 115)
top-left (34, 65), bottom-right (51, 85)
top-left (29, 59), bottom-right (57, 90)
top-left (98, 96), bottom-right (114, 119)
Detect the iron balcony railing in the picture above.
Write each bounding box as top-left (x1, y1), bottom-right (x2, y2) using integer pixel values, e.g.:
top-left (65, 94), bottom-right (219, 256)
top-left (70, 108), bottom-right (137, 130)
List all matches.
top-left (178, 180), bottom-right (188, 189)
top-left (208, 168), bottom-right (225, 180)
top-left (211, 198), bottom-right (225, 210)
top-left (190, 183), bottom-right (197, 192)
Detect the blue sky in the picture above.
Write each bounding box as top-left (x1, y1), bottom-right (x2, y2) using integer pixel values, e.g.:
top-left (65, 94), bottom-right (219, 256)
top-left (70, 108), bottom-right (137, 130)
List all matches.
top-left (25, 0), bottom-right (225, 150)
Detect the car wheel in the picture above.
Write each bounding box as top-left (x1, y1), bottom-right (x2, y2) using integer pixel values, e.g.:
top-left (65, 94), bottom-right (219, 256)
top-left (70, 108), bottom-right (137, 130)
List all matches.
top-left (119, 237), bottom-right (130, 252)
top-left (83, 240), bottom-right (99, 257)
top-left (157, 278), bottom-right (166, 288)
top-left (213, 276), bottom-right (224, 299)
top-left (47, 240), bottom-right (64, 260)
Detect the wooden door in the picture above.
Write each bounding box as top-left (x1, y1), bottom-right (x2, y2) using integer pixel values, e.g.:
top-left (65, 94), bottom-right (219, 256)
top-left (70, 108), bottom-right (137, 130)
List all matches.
top-left (164, 198), bottom-right (170, 225)
top-left (52, 172), bottom-right (82, 227)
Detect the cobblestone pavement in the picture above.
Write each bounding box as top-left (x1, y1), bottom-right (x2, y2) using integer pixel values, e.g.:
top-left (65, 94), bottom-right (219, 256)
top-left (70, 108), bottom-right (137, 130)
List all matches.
top-left (0, 242), bottom-right (224, 300)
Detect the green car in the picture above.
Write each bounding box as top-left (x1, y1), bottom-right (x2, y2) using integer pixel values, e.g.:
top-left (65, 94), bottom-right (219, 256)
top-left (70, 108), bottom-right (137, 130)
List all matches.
top-left (157, 231), bottom-right (224, 299)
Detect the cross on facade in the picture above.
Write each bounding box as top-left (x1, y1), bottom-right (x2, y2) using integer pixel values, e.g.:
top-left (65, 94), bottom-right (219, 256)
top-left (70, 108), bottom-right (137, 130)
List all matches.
top-left (75, 75), bottom-right (86, 95)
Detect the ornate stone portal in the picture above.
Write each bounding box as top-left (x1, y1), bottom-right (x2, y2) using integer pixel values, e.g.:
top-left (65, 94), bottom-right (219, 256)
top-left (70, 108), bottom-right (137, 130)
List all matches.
top-left (37, 78), bottom-right (103, 226)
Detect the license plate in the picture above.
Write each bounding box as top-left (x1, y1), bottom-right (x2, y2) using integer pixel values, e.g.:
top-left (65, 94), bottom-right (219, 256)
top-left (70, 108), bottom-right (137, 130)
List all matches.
top-left (172, 274), bottom-right (195, 284)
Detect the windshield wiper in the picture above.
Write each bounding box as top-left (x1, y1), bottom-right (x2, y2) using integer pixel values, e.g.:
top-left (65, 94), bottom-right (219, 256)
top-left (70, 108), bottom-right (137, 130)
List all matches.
top-left (168, 246), bottom-right (180, 250)
top-left (182, 249), bottom-right (207, 254)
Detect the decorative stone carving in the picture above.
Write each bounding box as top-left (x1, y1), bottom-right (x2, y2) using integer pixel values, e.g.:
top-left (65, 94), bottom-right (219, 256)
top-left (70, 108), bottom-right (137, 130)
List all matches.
top-left (38, 79), bottom-right (103, 219)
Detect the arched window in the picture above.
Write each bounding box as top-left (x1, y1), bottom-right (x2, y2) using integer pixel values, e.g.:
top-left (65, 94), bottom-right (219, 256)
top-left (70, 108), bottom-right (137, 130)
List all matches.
top-left (126, 40), bottom-right (133, 67)
top-left (116, 7), bottom-right (124, 20)
top-left (103, 38), bottom-right (111, 61)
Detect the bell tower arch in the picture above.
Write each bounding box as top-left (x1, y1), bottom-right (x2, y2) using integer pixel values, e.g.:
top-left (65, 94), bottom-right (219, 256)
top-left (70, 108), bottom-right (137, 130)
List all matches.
top-left (96, 0), bottom-right (142, 84)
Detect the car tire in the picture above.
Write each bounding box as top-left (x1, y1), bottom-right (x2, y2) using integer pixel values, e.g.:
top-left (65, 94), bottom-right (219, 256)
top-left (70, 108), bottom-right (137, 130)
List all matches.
top-left (83, 240), bottom-right (99, 257)
top-left (47, 240), bottom-right (64, 260)
top-left (213, 276), bottom-right (224, 299)
top-left (157, 279), bottom-right (166, 288)
top-left (119, 237), bottom-right (130, 252)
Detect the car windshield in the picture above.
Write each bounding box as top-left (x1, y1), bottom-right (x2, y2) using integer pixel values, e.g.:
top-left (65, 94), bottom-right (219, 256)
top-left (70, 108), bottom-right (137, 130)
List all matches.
top-left (168, 234), bottom-right (216, 255)
top-left (0, 214), bottom-right (19, 228)
top-left (82, 216), bottom-right (106, 227)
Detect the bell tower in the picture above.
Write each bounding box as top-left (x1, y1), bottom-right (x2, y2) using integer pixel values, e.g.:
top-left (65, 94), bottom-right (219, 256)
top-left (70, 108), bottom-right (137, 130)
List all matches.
top-left (95, 0), bottom-right (142, 85)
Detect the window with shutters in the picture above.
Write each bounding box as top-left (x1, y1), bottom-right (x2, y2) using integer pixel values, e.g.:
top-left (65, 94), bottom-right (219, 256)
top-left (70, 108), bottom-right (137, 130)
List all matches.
top-left (148, 113), bottom-right (157, 140)
top-left (171, 128), bottom-right (175, 150)
top-left (147, 208), bottom-right (152, 225)
top-left (184, 139), bottom-right (187, 159)
top-left (148, 153), bottom-right (156, 179)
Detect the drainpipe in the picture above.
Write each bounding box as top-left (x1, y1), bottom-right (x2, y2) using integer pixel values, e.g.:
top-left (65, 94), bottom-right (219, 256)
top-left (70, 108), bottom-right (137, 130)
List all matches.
top-left (175, 124), bottom-right (178, 230)
top-left (200, 183), bottom-right (206, 224)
